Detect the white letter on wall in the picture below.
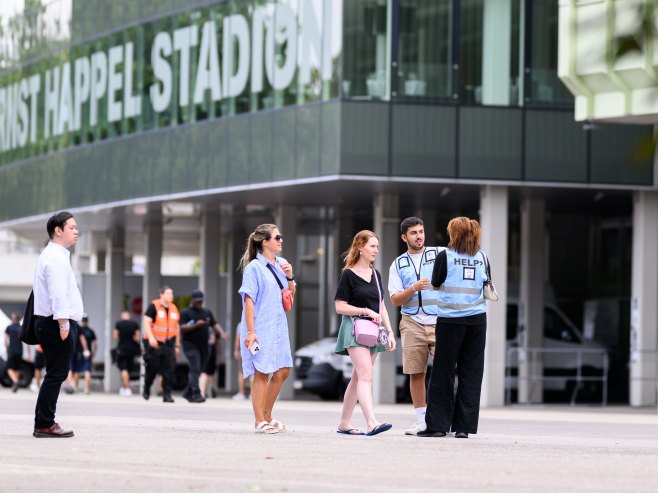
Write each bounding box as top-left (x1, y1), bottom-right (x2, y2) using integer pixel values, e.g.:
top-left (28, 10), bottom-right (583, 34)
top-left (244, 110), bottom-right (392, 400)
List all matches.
top-left (17, 78), bottom-right (29, 147)
top-left (150, 31), bottom-right (173, 113)
top-left (28, 74), bottom-right (41, 144)
top-left (90, 51), bottom-right (108, 126)
top-left (223, 14), bottom-right (250, 98)
top-left (58, 63), bottom-right (75, 134)
top-left (194, 20), bottom-right (222, 104)
top-left (74, 56), bottom-right (91, 131)
top-left (251, 7), bottom-right (265, 94)
top-left (107, 45), bottom-right (123, 123)
top-left (265, 4), bottom-right (297, 90)
top-left (44, 67), bottom-right (60, 138)
top-left (173, 25), bottom-right (199, 107)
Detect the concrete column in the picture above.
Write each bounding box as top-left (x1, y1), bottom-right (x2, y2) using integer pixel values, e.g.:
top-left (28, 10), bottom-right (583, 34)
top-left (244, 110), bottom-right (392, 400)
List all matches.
top-left (479, 185), bottom-right (508, 407)
top-left (330, 205), bottom-right (355, 336)
top-left (200, 206), bottom-right (220, 315)
top-left (518, 197), bottom-right (545, 404)
top-left (482, 0), bottom-right (512, 105)
top-left (140, 207), bottom-right (162, 395)
top-left (225, 208), bottom-right (246, 395)
top-left (630, 191), bottom-right (658, 407)
top-left (274, 205), bottom-right (298, 400)
top-left (104, 224), bottom-right (125, 393)
top-left (373, 192), bottom-right (399, 404)
top-left (72, 230), bottom-right (94, 274)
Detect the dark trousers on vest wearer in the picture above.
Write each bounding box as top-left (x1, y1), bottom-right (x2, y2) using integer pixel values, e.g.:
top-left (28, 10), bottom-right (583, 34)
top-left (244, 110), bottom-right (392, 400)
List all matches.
top-left (182, 341), bottom-right (208, 398)
top-left (34, 317), bottom-right (77, 429)
top-left (143, 340), bottom-right (175, 397)
top-left (425, 320), bottom-right (487, 434)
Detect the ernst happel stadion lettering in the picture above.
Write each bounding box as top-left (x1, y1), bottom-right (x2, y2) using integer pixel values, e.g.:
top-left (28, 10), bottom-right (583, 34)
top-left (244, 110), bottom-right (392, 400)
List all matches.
top-left (0, 2), bottom-right (338, 161)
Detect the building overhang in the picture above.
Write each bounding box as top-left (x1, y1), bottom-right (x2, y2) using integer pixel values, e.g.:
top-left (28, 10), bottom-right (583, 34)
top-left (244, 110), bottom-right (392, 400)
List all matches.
top-left (558, 0), bottom-right (658, 123)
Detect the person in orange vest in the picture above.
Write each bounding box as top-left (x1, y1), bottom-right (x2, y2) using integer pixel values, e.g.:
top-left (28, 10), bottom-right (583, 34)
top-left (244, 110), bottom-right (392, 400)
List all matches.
top-left (142, 286), bottom-right (180, 403)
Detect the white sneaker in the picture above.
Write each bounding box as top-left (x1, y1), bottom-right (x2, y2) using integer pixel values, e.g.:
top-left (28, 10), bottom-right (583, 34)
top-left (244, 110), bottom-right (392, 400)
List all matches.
top-left (232, 392), bottom-right (246, 401)
top-left (30, 382), bottom-right (39, 393)
top-left (405, 421), bottom-right (427, 435)
top-left (119, 387), bottom-right (133, 397)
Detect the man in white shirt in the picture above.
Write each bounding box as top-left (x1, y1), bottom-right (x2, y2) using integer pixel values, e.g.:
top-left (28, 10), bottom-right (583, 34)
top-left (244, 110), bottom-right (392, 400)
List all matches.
top-left (389, 217), bottom-right (444, 435)
top-left (32, 211), bottom-right (83, 438)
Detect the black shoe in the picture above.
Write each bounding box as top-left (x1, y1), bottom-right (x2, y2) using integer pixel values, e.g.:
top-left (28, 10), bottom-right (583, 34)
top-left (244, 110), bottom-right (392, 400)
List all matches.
top-left (455, 432), bottom-right (469, 438)
top-left (210, 388), bottom-right (217, 398)
top-left (417, 429), bottom-right (447, 437)
top-left (188, 395), bottom-right (206, 403)
top-left (142, 390), bottom-right (150, 400)
top-left (162, 395), bottom-right (175, 403)
top-left (11, 382), bottom-right (19, 393)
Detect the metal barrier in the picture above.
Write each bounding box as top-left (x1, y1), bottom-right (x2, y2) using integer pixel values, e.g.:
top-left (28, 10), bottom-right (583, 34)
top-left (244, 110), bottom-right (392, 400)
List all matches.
top-left (505, 346), bottom-right (609, 406)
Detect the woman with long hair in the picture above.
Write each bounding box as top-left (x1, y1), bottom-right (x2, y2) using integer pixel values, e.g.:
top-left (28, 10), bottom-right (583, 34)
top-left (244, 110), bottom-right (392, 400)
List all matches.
top-left (420, 217), bottom-right (490, 439)
top-left (334, 230), bottom-right (396, 436)
top-left (238, 223), bottom-right (295, 434)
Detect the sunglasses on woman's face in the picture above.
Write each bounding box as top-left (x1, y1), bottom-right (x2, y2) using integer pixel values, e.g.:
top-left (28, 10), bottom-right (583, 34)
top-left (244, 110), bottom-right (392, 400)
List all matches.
top-left (270, 235), bottom-right (283, 242)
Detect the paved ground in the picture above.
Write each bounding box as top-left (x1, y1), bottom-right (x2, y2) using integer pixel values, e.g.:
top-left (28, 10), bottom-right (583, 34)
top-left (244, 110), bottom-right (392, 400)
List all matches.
top-left (1, 388), bottom-right (657, 493)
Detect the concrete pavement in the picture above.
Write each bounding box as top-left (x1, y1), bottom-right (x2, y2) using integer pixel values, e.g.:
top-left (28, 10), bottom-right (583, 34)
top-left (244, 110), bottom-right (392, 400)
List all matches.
top-left (1, 388), bottom-right (657, 493)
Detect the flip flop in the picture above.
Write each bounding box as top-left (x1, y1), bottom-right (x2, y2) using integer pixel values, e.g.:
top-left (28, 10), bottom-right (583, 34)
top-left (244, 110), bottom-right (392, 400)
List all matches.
top-left (366, 423), bottom-right (392, 436)
top-left (336, 428), bottom-right (365, 436)
top-left (255, 420), bottom-right (279, 434)
top-left (270, 418), bottom-right (287, 432)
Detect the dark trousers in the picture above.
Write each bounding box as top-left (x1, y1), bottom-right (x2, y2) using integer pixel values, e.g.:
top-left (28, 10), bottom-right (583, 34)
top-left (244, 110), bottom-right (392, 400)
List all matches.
top-left (143, 341), bottom-right (175, 397)
top-left (182, 341), bottom-right (208, 397)
top-left (425, 320), bottom-right (487, 434)
top-left (34, 317), bottom-right (77, 429)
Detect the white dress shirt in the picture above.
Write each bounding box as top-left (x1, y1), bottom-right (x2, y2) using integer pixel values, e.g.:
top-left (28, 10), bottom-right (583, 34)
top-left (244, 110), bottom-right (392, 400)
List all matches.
top-left (33, 242), bottom-right (84, 322)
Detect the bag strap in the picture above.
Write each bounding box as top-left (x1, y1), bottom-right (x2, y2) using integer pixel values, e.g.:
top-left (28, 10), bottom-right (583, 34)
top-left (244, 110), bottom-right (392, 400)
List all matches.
top-left (265, 263), bottom-right (285, 290)
top-left (479, 251), bottom-right (492, 281)
top-left (372, 269), bottom-right (382, 315)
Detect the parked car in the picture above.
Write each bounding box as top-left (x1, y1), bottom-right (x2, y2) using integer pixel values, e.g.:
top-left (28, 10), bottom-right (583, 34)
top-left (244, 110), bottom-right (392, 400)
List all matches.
top-left (293, 335), bottom-right (429, 402)
top-left (294, 298), bottom-right (607, 403)
top-left (505, 299), bottom-right (608, 402)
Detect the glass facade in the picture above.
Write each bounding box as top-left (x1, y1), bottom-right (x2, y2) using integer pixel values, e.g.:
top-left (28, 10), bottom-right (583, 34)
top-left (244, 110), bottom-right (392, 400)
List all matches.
top-left (0, 0), bottom-right (343, 165)
top-left (397, 0), bottom-right (452, 99)
top-left (0, 0), bottom-right (654, 224)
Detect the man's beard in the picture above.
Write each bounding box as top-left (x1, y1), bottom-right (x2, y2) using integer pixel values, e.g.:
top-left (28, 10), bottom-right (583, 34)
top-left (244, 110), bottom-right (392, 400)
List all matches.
top-left (408, 243), bottom-right (424, 252)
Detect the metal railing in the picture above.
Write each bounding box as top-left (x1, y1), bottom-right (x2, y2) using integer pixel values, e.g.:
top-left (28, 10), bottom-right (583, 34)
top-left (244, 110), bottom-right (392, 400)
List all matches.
top-left (505, 346), bottom-right (609, 406)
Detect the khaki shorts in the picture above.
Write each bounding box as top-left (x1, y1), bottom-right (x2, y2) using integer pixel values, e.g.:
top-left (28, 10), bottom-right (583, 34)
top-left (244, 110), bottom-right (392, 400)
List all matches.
top-left (399, 315), bottom-right (435, 375)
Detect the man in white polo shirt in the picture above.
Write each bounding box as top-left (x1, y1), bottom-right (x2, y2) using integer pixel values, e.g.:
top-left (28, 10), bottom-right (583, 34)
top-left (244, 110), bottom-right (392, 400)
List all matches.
top-left (32, 211), bottom-right (83, 438)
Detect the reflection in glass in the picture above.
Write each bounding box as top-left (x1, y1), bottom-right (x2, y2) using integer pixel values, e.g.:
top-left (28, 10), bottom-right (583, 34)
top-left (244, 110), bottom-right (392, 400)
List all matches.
top-left (529, 1), bottom-right (573, 105)
top-left (398, 0), bottom-right (451, 98)
top-left (343, 0), bottom-right (389, 99)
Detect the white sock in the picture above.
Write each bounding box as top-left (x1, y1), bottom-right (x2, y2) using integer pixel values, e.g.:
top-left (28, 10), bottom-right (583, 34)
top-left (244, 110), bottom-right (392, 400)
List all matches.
top-left (415, 407), bottom-right (426, 425)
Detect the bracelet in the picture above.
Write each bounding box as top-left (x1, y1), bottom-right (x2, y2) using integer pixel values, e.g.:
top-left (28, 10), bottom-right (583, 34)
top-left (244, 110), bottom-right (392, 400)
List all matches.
top-left (286, 275), bottom-right (295, 281)
top-left (59, 321), bottom-right (70, 330)
top-left (412, 285), bottom-right (417, 292)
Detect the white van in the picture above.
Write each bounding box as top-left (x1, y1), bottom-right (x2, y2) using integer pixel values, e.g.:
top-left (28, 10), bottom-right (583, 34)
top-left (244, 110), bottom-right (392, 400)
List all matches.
top-left (294, 295), bottom-right (608, 403)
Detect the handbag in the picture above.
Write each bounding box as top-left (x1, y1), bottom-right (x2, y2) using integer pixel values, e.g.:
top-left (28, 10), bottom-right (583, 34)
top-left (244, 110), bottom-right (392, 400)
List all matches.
top-left (479, 251), bottom-right (499, 301)
top-left (19, 290), bottom-right (39, 345)
top-left (351, 270), bottom-right (384, 347)
top-left (266, 263), bottom-right (294, 312)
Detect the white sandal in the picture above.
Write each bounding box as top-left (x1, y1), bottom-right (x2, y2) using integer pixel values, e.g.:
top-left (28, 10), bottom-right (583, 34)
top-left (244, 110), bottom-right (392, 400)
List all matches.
top-left (269, 418), bottom-right (287, 432)
top-left (255, 420), bottom-right (279, 434)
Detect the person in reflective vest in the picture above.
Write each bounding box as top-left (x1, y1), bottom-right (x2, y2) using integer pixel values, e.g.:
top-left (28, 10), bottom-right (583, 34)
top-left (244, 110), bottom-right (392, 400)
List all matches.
top-left (419, 217), bottom-right (490, 439)
top-left (389, 217), bottom-right (444, 435)
top-left (142, 286), bottom-right (180, 403)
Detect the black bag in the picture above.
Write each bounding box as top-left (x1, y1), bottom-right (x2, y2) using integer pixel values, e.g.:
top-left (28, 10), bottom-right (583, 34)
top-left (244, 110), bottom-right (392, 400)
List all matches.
top-left (20, 291), bottom-right (39, 345)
